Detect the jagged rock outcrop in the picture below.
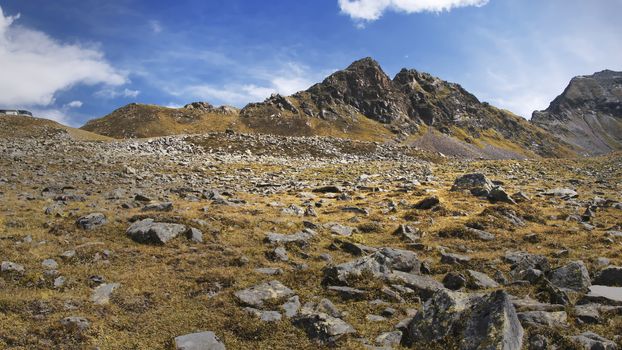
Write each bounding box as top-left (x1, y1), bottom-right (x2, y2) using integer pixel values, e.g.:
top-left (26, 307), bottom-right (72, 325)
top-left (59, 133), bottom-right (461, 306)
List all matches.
top-left (532, 70), bottom-right (622, 155)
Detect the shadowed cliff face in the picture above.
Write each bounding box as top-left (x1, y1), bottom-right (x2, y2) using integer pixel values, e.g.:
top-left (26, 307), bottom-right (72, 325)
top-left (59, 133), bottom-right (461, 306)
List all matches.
top-left (532, 70), bottom-right (622, 155)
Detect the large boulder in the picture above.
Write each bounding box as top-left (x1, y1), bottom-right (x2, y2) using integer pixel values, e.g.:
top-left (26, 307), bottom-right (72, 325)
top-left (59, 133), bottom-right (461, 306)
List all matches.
top-left (173, 331), bottom-right (226, 350)
top-left (450, 173), bottom-right (494, 196)
top-left (402, 289), bottom-right (523, 350)
top-left (548, 261), bottom-right (591, 292)
top-left (126, 219), bottom-right (186, 244)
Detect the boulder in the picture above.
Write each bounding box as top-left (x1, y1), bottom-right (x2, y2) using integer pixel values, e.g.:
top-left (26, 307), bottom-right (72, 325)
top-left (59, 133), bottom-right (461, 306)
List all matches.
top-left (173, 331), bottom-right (226, 350)
top-left (126, 219), bottom-right (186, 244)
top-left (75, 213), bottom-right (107, 230)
top-left (451, 173), bottom-right (494, 196)
top-left (593, 266), bottom-right (622, 287)
top-left (517, 310), bottom-right (568, 327)
top-left (402, 289), bottom-right (523, 349)
top-left (548, 261), bottom-right (591, 292)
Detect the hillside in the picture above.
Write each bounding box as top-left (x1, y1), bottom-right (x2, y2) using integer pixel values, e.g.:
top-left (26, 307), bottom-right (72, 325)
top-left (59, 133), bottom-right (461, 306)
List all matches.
top-left (80, 102), bottom-right (243, 139)
top-left (0, 115), bottom-right (110, 141)
top-left (532, 70), bottom-right (622, 155)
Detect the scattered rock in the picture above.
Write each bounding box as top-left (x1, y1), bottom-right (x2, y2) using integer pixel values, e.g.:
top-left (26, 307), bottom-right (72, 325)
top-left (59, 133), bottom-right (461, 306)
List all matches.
top-left (571, 332), bottom-right (617, 350)
top-left (92, 283), bottom-right (120, 305)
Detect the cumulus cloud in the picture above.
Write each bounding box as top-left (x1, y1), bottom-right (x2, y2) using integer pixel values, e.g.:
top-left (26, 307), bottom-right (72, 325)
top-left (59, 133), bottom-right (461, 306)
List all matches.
top-left (0, 6), bottom-right (126, 108)
top-left (177, 62), bottom-right (316, 106)
top-left (338, 0), bottom-right (489, 21)
top-left (65, 100), bottom-right (83, 108)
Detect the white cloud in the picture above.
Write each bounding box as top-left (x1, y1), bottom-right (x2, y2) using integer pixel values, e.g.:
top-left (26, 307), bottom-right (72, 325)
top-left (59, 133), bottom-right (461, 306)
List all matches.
top-left (177, 62), bottom-right (316, 107)
top-left (95, 87), bottom-right (140, 99)
top-left (338, 0), bottom-right (489, 21)
top-left (0, 6), bottom-right (126, 107)
top-left (66, 100), bottom-right (83, 108)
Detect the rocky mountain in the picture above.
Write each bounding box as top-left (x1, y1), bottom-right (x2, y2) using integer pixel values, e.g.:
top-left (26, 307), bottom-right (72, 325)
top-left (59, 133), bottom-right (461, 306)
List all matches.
top-left (240, 57), bottom-right (573, 158)
top-left (81, 58), bottom-right (575, 158)
top-left (532, 70), bottom-right (622, 155)
top-left (81, 102), bottom-right (241, 139)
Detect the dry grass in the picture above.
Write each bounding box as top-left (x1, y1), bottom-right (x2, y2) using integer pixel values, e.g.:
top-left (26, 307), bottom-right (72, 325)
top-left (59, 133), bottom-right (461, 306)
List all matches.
top-left (0, 150), bottom-right (621, 349)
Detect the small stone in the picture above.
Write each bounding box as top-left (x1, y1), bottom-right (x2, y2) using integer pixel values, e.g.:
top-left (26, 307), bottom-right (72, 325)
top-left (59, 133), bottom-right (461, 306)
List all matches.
top-left (60, 316), bottom-right (90, 333)
top-left (75, 213), bottom-right (107, 230)
top-left (42, 259), bottom-right (58, 270)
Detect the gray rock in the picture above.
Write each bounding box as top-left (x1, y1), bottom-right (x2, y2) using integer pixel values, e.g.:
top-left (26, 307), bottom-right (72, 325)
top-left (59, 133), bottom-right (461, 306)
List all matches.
top-left (41, 259), bottom-right (58, 270)
top-left (571, 332), bottom-right (617, 350)
top-left (366, 314), bottom-right (387, 322)
top-left (186, 227), bottom-right (203, 243)
top-left (75, 213), bottom-right (107, 230)
top-left (543, 188), bottom-right (578, 198)
top-left (141, 201), bottom-right (173, 212)
top-left (442, 272), bottom-right (466, 290)
top-left (234, 280), bottom-right (294, 308)
top-left (126, 219), bottom-right (186, 244)
top-left (281, 296), bottom-right (301, 318)
top-left (268, 246), bottom-right (289, 262)
top-left (517, 311), bottom-right (568, 327)
top-left (244, 307), bottom-right (282, 322)
top-left (324, 247), bottom-right (421, 285)
top-left (549, 260), bottom-right (591, 292)
top-left (488, 186), bottom-right (516, 204)
top-left (440, 252), bottom-right (471, 265)
top-left (60, 316), bottom-right (90, 333)
top-left (254, 267), bottom-right (283, 275)
top-left (265, 229), bottom-right (315, 246)
top-left (293, 305), bottom-right (356, 344)
top-left (593, 266), bottom-right (622, 286)
top-left (466, 270), bottom-right (500, 289)
top-left (402, 289), bottom-right (523, 349)
top-left (328, 286), bottom-right (367, 300)
top-left (92, 283), bottom-right (120, 305)
top-left (387, 271), bottom-right (445, 301)
top-left (375, 331), bottom-right (402, 347)
top-left (173, 331), bottom-right (226, 350)
top-left (451, 173), bottom-right (494, 196)
top-left (1, 261), bottom-right (24, 274)
top-left (329, 223), bottom-right (355, 236)
top-left (574, 304), bottom-right (601, 324)
top-left (581, 285), bottom-right (622, 306)
top-left (53, 276), bottom-right (66, 288)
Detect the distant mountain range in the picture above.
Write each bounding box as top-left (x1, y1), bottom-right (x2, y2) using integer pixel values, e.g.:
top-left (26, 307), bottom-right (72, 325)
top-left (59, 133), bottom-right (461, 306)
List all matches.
top-left (21, 57), bottom-right (622, 158)
top-left (532, 70), bottom-right (622, 155)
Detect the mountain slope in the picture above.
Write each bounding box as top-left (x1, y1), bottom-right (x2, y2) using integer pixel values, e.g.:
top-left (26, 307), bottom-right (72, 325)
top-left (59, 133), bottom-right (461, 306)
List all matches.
top-left (0, 115), bottom-right (110, 141)
top-left (532, 70), bottom-right (622, 155)
top-left (81, 103), bottom-right (242, 139)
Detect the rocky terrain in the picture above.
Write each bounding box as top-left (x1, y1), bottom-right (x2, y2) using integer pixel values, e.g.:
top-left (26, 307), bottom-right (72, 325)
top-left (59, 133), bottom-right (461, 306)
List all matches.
top-left (533, 70), bottom-right (622, 156)
top-left (1, 124), bottom-right (621, 349)
top-left (81, 58), bottom-right (575, 159)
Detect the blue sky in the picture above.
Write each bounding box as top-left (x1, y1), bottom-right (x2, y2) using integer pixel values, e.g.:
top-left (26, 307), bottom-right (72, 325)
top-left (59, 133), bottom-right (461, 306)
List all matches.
top-left (0, 0), bottom-right (621, 126)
